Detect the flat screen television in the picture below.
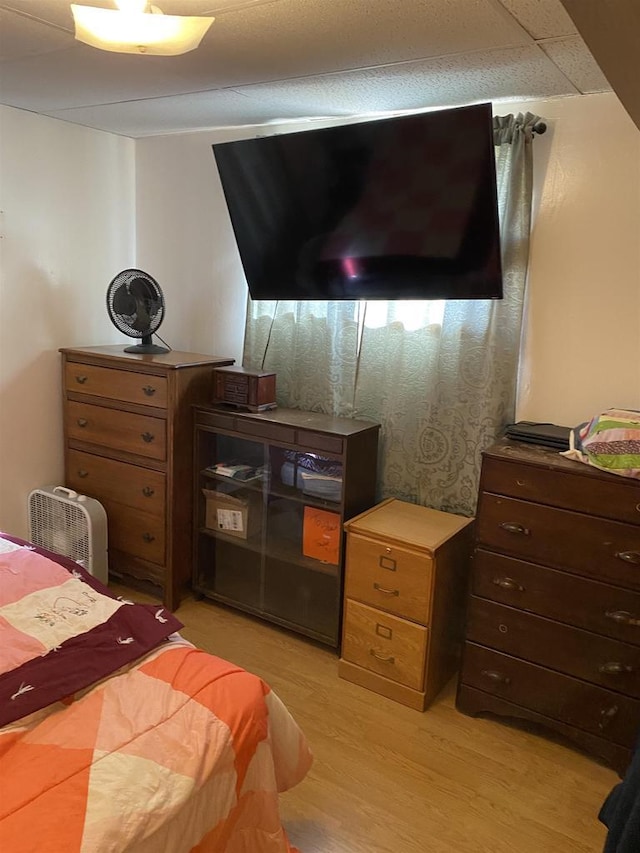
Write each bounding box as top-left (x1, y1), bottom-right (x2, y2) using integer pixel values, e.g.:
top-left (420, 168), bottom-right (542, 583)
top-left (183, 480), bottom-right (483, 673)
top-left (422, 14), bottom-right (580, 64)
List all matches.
top-left (212, 102), bottom-right (502, 301)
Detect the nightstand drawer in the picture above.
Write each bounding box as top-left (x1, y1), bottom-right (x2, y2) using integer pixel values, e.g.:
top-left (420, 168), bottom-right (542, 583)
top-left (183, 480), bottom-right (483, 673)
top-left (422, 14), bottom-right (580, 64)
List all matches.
top-left (65, 363), bottom-right (168, 408)
top-left (66, 401), bottom-right (167, 461)
top-left (345, 533), bottom-right (432, 623)
top-left (481, 456), bottom-right (640, 526)
top-left (66, 449), bottom-right (166, 518)
top-left (103, 500), bottom-right (166, 565)
top-left (473, 549), bottom-right (640, 646)
top-left (476, 494), bottom-right (640, 589)
top-left (342, 599), bottom-right (427, 690)
top-left (461, 643), bottom-right (640, 748)
top-left (466, 596), bottom-right (640, 698)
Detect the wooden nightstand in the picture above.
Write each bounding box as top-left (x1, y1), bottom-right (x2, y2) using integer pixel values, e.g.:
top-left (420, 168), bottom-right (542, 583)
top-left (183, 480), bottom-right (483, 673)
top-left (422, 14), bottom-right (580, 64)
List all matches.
top-left (338, 498), bottom-right (474, 710)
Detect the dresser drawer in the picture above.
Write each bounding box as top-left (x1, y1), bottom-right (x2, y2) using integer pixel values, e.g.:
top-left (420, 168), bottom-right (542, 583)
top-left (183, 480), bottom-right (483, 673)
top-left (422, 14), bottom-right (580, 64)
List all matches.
top-left (65, 363), bottom-right (168, 409)
top-left (345, 533), bottom-right (432, 623)
top-left (461, 643), bottom-right (640, 748)
top-left (473, 549), bottom-right (640, 646)
top-left (66, 402), bottom-right (167, 461)
top-left (103, 500), bottom-right (166, 565)
top-left (476, 494), bottom-right (640, 589)
top-left (342, 598), bottom-right (427, 690)
top-left (481, 456), bottom-right (640, 527)
top-left (466, 596), bottom-right (640, 699)
top-left (66, 449), bottom-right (166, 518)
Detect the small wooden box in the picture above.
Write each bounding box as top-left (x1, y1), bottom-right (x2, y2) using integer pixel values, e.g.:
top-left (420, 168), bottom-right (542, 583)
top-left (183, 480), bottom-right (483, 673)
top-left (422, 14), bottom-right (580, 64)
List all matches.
top-left (213, 366), bottom-right (277, 412)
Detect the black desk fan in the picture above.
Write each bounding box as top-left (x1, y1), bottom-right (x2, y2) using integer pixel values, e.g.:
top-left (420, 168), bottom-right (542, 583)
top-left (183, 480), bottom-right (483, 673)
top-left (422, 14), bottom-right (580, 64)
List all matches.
top-left (106, 268), bottom-right (169, 354)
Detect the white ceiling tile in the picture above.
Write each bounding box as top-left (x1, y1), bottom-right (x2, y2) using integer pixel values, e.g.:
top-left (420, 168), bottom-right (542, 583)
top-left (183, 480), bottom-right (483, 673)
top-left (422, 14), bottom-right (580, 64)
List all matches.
top-left (539, 35), bottom-right (613, 93)
top-left (43, 87), bottom-right (306, 136)
top-left (0, 0), bottom-right (631, 136)
top-left (497, 0), bottom-right (577, 39)
top-left (236, 45), bottom-right (581, 118)
top-left (0, 8), bottom-right (75, 61)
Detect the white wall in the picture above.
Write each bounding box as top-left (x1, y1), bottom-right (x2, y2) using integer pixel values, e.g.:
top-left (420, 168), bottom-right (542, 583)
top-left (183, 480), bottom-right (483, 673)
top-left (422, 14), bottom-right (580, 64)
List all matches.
top-left (1, 91), bottom-right (638, 536)
top-left (134, 129), bottom-right (251, 362)
top-left (517, 93), bottom-right (640, 425)
top-left (0, 106), bottom-right (135, 537)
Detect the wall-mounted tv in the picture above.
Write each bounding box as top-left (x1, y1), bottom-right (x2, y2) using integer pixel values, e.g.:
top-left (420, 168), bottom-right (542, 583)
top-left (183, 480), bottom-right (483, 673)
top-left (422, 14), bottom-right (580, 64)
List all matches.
top-left (212, 102), bottom-right (502, 301)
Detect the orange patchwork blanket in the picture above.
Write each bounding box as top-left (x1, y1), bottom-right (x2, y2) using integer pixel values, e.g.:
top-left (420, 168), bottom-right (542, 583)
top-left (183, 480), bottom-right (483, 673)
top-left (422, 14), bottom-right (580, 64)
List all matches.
top-left (0, 536), bottom-right (312, 852)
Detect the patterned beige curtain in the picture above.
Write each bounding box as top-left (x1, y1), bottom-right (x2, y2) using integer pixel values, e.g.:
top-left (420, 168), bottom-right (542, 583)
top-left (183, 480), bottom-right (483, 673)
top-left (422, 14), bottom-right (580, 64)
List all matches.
top-left (243, 112), bottom-right (543, 515)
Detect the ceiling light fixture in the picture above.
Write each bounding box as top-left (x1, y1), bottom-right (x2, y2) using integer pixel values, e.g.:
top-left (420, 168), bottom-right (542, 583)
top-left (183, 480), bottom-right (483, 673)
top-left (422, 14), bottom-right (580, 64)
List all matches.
top-left (70, 0), bottom-right (215, 56)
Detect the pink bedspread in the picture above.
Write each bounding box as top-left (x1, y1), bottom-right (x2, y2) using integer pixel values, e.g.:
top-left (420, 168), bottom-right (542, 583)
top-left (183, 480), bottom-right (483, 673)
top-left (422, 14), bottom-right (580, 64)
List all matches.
top-left (0, 536), bottom-right (312, 852)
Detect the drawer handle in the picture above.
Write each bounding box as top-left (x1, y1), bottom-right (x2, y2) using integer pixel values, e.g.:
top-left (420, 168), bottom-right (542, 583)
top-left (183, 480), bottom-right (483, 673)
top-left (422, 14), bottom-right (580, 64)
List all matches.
top-left (141, 432), bottom-right (155, 443)
top-left (605, 610), bottom-right (640, 627)
top-left (77, 469), bottom-right (88, 479)
top-left (598, 705), bottom-right (619, 731)
top-left (142, 533), bottom-right (156, 543)
top-left (75, 375), bottom-right (88, 384)
top-left (481, 669), bottom-right (511, 685)
top-left (599, 661), bottom-right (634, 675)
top-left (615, 551), bottom-right (640, 565)
top-left (77, 418), bottom-right (88, 428)
top-left (499, 522), bottom-right (530, 536)
top-left (373, 583), bottom-right (399, 596)
top-left (370, 649), bottom-right (395, 664)
top-left (142, 487), bottom-right (155, 498)
top-left (142, 386), bottom-right (157, 397)
top-left (492, 576), bottom-right (524, 592)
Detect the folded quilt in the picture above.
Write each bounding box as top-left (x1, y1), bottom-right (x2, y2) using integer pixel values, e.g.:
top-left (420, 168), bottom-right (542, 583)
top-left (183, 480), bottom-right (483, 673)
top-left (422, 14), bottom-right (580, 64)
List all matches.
top-left (0, 534), bottom-right (182, 725)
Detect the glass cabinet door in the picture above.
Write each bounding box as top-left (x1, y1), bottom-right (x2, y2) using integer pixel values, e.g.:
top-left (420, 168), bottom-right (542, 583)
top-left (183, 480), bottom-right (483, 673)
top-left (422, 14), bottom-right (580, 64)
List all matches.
top-left (263, 447), bottom-right (343, 642)
top-left (195, 430), bottom-right (345, 644)
top-left (195, 430), bottom-right (267, 610)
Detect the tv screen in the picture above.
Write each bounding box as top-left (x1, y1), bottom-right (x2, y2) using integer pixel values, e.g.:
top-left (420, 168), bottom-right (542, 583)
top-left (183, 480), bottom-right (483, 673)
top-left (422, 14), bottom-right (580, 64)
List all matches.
top-left (212, 103), bottom-right (502, 301)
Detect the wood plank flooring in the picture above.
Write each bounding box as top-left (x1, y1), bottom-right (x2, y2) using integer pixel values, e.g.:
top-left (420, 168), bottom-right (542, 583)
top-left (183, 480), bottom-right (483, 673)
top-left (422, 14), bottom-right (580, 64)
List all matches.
top-left (112, 584), bottom-right (618, 853)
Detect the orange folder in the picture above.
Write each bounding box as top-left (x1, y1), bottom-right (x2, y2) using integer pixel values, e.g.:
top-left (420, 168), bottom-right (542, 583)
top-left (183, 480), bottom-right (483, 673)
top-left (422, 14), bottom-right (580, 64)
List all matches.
top-left (302, 507), bottom-right (340, 565)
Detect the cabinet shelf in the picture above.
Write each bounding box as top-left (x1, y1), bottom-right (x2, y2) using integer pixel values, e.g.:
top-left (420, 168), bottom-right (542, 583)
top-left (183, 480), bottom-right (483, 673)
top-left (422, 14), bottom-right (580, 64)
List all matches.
top-left (193, 404), bottom-right (380, 647)
top-left (200, 468), bottom-right (342, 511)
top-left (198, 525), bottom-right (339, 576)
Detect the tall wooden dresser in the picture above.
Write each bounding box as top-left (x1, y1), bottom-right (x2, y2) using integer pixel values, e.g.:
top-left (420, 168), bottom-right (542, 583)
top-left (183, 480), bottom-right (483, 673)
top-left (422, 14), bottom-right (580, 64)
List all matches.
top-left (339, 499), bottom-right (474, 710)
top-left (60, 346), bottom-right (234, 610)
top-left (457, 439), bottom-right (640, 774)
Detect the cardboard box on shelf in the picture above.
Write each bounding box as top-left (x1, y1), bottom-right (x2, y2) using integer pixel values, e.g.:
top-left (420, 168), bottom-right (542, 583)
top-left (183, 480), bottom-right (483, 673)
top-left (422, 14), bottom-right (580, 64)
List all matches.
top-left (302, 506), bottom-right (340, 565)
top-left (203, 489), bottom-right (262, 540)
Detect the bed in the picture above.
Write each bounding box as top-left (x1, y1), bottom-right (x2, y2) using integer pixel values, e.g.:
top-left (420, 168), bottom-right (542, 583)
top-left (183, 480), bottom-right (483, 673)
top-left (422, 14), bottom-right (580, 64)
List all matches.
top-left (0, 533), bottom-right (312, 853)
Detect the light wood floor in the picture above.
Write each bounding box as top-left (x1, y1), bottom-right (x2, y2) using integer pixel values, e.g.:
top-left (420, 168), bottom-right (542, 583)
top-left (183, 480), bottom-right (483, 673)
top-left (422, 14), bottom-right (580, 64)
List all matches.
top-left (113, 584), bottom-right (617, 853)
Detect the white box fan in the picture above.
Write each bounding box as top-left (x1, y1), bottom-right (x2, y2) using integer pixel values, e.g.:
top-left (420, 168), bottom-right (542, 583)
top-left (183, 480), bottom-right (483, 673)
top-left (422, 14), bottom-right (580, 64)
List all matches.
top-left (27, 486), bottom-right (108, 584)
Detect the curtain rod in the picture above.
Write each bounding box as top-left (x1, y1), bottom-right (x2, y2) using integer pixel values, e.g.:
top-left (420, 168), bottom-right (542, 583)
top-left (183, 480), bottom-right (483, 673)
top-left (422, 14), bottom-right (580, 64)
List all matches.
top-left (533, 122), bottom-right (547, 134)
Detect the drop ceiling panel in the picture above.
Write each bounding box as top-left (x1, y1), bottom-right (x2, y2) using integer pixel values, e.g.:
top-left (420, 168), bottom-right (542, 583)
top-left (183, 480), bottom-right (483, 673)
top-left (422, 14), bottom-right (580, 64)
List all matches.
top-left (46, 44), bottom-right (580, 138)
top-left (0, 7), bottom-right (75, 61)
top-left (44, 87), bottom-right (310, 136)
top-left (238, 45), bottom-right (580, 115)
top-left (0, 0), bottom-right (628, 136)
top-left (497, 0), bottom-right (577, 39)
top-left (0, 47), bottom-right (206, 110)
top-left (538, 35), bottom-right (612, 93)
top-left (203, 0), bottom-right (533, 81)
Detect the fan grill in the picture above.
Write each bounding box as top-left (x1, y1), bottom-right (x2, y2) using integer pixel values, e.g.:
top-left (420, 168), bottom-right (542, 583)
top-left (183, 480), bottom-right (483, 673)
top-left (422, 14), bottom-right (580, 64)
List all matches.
top-left (107, 268), bottom-right (165, 340)
top-left (29, 492), bottom-right (90, 566)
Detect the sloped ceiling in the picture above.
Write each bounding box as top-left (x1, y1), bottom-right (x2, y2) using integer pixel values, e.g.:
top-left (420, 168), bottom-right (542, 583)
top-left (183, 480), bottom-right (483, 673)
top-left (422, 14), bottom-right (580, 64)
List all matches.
top-left (0, 0), bottom-right (627, 137)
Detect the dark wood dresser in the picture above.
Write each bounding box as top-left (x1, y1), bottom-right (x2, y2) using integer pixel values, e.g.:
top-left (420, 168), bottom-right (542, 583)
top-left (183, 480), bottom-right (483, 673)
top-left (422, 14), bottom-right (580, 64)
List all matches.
top-left (456, 438), bottom-right (640, 774)
top-left (60, 346), bottom-right (234, 610)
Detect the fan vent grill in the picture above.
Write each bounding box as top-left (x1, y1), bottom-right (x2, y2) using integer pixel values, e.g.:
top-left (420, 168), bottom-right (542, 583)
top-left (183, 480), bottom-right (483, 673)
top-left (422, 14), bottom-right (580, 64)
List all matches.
top-left (27, 487), bottom-right (109, 583)
top-left (29, 492), bottom-right (90, 564)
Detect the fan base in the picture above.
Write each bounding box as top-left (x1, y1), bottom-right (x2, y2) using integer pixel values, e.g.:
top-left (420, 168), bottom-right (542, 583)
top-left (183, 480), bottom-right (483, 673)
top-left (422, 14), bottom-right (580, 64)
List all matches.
top-left (124, 343), bottom-right (170, 354)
